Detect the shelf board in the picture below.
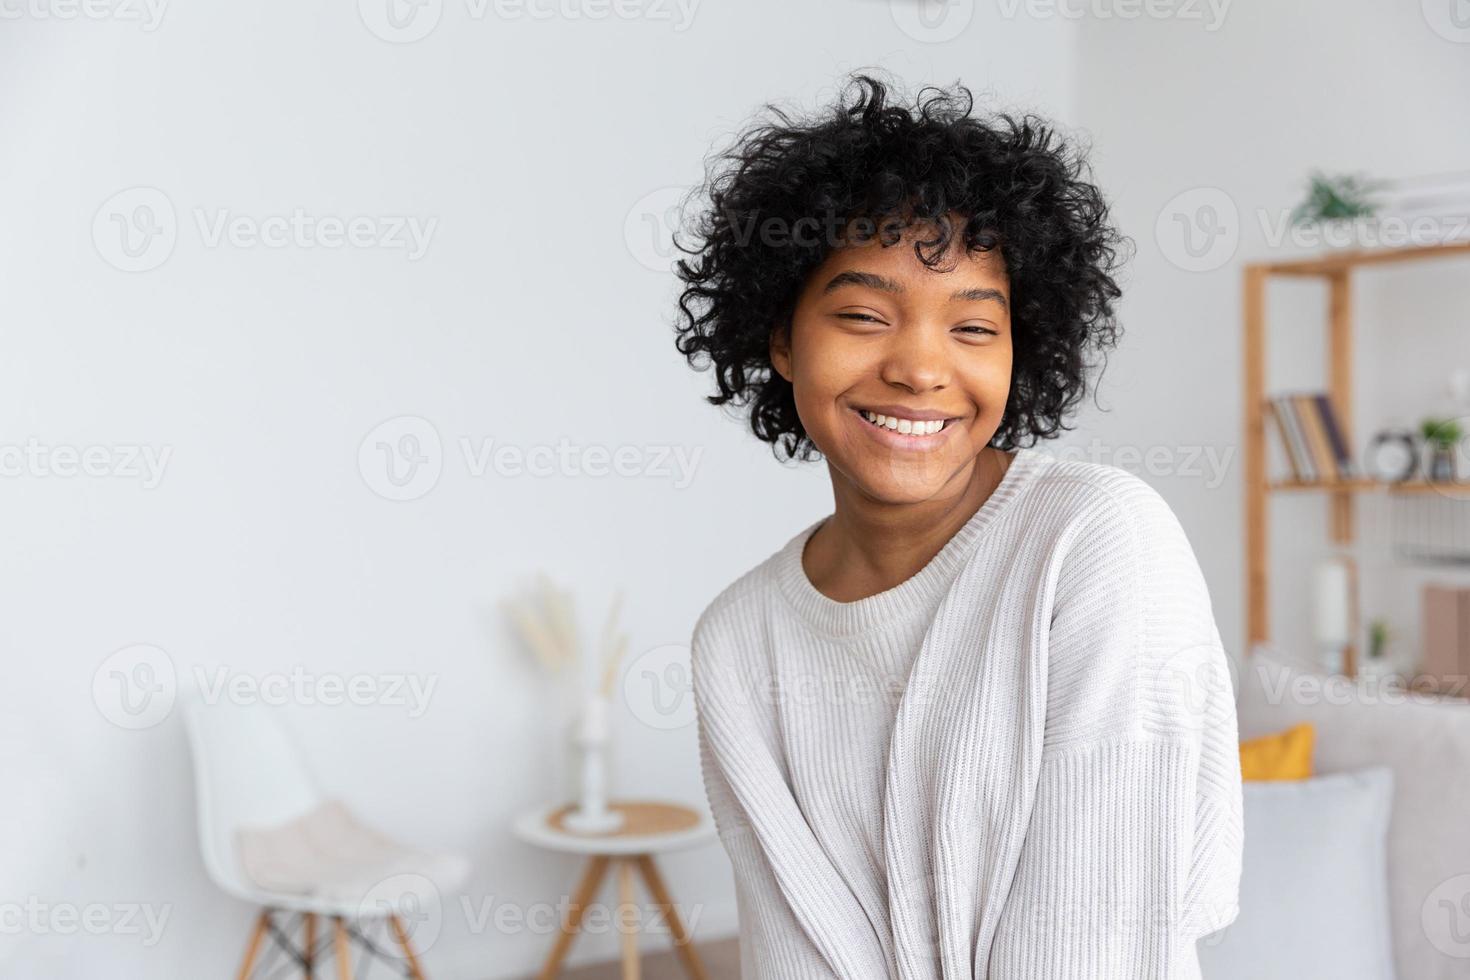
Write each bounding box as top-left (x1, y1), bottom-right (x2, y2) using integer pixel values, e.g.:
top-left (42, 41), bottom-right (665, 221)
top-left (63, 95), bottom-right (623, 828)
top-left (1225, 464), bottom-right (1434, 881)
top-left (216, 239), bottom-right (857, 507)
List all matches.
top-left (1269, 478), bottom-right (1470, 497)
top-left (1250, 239), bottom-right (1470, 277)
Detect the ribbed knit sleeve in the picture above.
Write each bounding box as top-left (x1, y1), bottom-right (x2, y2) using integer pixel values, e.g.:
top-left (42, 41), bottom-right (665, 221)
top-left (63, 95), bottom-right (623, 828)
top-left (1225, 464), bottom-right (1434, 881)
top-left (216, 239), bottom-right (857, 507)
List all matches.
top-left (694, 702), bottom-right (838, 978)
top-left (988, 477), bottom-right (1244, 978)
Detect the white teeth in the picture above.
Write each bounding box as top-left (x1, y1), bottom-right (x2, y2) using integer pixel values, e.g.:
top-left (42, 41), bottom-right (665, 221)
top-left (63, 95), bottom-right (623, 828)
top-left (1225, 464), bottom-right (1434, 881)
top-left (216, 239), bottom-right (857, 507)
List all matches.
top-left (859, 410), bottom-right (947, 437)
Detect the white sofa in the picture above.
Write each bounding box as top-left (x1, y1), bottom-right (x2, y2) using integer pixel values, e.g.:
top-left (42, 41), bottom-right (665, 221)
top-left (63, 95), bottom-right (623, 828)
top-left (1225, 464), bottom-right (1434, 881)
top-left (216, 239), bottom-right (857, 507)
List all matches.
top-left (1202, 646), bottom-right (1470, 980)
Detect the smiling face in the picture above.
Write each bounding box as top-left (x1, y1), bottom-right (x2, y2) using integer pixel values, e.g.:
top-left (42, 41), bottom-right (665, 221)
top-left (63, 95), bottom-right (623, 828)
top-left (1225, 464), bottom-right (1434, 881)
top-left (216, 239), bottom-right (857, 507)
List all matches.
top-left (769, 219), bottom-right (1013, 505)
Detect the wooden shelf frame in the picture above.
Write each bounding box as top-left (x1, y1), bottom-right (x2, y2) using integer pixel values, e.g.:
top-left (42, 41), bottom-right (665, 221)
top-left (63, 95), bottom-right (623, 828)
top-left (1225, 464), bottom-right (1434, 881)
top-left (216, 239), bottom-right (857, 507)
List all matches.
top-left (1243, 240), bottom-right (1470, 679)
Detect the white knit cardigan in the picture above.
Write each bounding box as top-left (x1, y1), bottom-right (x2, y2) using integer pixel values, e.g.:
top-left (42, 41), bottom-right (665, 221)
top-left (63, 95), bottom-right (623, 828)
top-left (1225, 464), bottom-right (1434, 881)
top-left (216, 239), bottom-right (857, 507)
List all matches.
top-left (690, 447), bottom-right (1243, 979)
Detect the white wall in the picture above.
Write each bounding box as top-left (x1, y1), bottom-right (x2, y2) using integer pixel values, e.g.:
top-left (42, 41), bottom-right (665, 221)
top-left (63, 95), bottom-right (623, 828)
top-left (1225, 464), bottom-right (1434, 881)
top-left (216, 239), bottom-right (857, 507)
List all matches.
top-left (1070, 1), bottom-right (1470, 670)
top-left (0, 3), bottom-right (1078, 977)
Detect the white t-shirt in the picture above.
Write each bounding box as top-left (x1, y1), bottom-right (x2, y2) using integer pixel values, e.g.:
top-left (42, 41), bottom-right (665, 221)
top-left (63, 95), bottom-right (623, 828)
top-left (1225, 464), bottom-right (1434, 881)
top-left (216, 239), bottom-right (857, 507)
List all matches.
top-left (691, 446), bottom-right (1243, 979)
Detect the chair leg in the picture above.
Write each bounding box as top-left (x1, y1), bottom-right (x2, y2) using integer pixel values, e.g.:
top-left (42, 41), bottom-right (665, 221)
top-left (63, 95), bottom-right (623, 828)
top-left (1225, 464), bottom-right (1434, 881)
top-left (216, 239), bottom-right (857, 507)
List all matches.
top-left (389, 915), bottom-right (428, 980)
top-left (616, 859), bottom-right (640, 980)
top-left (634, 855), bottom-right (709, 980)
top-left (538, 854), bottom-right (611, 980)
top-left (235, 909), bottom-right (271, 980)
top-left (303, 912), bottom-right (317, 979)
top-left (333, 916), bottom-right (352, 980)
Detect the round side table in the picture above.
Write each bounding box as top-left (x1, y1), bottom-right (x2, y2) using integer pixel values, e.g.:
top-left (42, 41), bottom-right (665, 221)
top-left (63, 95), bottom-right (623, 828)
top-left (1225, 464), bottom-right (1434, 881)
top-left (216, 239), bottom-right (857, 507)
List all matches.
top-left (512, 799), bottom-right (718, 980)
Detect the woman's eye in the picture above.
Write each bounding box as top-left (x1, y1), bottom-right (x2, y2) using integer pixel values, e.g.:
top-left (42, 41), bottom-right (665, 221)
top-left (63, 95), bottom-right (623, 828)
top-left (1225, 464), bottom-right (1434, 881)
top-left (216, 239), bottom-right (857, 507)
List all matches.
top-left (837, 312), bottom-right (883, 323)
top-left (956, 325), bottom-right (997, 336)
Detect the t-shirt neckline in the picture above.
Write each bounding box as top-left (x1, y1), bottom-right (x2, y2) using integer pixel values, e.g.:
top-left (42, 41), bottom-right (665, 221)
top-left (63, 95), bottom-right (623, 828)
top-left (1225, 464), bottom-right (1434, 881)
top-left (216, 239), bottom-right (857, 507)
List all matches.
top-left (773, 446), bottom-right (1048, 637)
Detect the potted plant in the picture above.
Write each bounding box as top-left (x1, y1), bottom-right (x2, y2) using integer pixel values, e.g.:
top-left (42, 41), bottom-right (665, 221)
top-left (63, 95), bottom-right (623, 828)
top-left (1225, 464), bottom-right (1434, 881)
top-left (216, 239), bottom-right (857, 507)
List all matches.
top-left (1362, 618), bottom-right (1388, 675)
top-left (1419, 416), bottom-right (1464, 482)
top-left (1289, 171), bottom-right (1384, 248)
top-left (1290, 171), bottom-right (1382, 224)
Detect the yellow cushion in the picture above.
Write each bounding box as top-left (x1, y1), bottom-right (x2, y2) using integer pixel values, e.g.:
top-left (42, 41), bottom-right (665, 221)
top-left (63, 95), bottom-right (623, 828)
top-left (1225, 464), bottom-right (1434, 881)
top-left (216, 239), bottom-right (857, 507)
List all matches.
top-left (1239, 722), bottom-right (1315, 781)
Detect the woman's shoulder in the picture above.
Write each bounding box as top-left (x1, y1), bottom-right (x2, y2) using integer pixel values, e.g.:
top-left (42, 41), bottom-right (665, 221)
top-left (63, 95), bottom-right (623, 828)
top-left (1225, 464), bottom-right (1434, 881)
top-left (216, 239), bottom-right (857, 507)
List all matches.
top-left (689, 519), bottom-right (813, 656)
top-left (1025, 449), bottom-right (1188, 546)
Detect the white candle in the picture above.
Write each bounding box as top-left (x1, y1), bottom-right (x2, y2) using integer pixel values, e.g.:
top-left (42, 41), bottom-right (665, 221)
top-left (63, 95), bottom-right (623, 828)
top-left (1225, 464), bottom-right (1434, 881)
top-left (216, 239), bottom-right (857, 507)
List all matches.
top-left (1312, 557), bottom-right (1351, 648)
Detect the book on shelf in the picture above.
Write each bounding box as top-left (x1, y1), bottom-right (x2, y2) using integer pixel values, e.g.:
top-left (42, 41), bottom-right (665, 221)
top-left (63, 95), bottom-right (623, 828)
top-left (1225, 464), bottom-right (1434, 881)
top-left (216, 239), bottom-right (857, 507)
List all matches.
top-left (1265, 391), bottom-right (1358, 482)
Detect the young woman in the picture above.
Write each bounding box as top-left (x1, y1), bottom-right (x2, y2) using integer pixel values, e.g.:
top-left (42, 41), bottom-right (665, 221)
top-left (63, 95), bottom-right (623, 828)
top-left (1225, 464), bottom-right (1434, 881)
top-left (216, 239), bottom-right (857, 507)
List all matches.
top-left (673, 74), bottom-right (1243, 979)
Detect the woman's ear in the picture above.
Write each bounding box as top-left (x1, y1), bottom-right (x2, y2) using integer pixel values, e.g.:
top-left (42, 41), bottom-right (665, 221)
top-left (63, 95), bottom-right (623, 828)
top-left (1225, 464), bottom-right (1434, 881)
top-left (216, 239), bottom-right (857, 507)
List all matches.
top-left (769, 323), bottom-right (793, 382)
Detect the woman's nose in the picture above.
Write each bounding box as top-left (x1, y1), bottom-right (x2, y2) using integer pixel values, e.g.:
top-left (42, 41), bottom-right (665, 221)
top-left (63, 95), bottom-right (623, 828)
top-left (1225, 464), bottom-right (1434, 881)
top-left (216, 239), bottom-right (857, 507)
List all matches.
top-left (879, 324), bottom-right (952, 395)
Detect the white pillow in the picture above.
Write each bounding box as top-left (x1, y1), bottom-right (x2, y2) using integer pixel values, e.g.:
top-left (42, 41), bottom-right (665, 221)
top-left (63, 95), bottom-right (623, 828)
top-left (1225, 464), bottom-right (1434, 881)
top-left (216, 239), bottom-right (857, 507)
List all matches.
top-left (1237, 646), bottom-right (1470, 978)
top-left (1197, 767), bottom-right (1395, 980)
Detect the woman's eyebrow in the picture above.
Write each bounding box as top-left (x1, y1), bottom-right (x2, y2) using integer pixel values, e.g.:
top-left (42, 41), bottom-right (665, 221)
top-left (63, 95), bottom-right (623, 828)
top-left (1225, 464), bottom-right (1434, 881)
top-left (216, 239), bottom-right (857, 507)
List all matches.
top-left (951, 286), bottom-right (1008, 311)
top-left (822, 270), bottom-right (901, 295)
top-left (823, 271), bottom-right (1009, 313)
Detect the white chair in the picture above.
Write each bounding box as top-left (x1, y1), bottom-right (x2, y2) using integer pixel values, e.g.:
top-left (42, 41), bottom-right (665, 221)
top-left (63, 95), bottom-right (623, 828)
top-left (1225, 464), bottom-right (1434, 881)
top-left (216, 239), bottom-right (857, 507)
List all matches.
top-left (184, 697), bottom-right (468, 979)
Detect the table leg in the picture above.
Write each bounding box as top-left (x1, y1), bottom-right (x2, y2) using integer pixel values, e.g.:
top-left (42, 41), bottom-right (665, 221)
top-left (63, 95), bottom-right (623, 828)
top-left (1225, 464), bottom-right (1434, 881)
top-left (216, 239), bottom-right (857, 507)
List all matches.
top-left (538, 855), bottom-right (611, 980)
top-left (634, 854), bottom-right (710, 980)
top-left (303, 912), bottom-right (317, 979)
top-left (333, 917), bottom-right (351, 980)
top-left (617, 859), bottom-right (640, 980)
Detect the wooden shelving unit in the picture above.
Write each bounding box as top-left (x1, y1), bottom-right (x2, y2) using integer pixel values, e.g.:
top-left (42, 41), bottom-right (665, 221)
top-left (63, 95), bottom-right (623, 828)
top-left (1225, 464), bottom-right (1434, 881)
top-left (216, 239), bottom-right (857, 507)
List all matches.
top-left (1242, 239), bottom-right (1470, 678)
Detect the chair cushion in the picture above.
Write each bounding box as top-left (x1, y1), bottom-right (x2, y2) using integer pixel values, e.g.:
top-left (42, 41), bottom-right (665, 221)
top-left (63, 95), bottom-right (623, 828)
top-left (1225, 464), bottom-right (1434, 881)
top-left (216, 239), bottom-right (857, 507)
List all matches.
top-left (236, 799), bottom-right (466, 909)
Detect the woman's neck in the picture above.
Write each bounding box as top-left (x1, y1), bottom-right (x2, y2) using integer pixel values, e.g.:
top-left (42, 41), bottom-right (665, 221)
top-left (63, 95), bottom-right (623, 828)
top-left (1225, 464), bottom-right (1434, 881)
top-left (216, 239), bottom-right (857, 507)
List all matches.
top-left (802, 447), bottom-right (1014, 603)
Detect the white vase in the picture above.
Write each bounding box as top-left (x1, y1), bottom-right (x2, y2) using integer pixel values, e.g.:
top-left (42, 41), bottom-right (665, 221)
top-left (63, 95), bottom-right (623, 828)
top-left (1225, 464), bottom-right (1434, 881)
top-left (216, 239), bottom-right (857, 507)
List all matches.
top-left (562, 693), bottom-right (624, 834)
top-left (1358, 655), bottom-right (1395, 684)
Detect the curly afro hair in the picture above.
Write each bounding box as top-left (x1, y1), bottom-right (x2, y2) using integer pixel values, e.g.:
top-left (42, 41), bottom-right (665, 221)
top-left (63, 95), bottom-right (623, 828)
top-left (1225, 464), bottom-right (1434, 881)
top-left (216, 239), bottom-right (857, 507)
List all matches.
top-left (672, 72), bottom-right (1130, 462)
